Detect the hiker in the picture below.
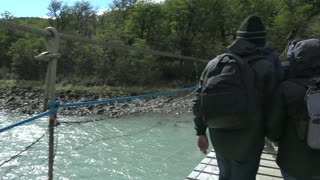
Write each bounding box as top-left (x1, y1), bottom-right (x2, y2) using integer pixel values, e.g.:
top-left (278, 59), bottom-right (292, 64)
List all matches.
top-left (264, 44), bottom-right (283, 82)
top-left (267, 38), bottom-right (320, 180)
top-left (192, 15), bottom-right (278, 180)
top-left (283, 39), bottom-right (299, 79)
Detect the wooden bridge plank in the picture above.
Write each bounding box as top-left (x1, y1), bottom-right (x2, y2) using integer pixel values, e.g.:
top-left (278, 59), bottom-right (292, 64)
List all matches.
top-left (186, 149), bottom-right (283, 180)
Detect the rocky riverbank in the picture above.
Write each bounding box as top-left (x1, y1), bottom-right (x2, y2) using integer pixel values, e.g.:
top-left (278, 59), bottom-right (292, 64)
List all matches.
top-left (0, 87), bottom-right (195, 118)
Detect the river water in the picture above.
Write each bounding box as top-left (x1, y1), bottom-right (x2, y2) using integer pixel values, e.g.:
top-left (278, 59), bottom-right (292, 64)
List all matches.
top-left (0, 111), bottom-right (206, 180)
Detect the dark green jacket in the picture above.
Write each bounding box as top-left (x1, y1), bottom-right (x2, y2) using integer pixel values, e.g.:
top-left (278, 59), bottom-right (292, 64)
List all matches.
top-left (267, 80), bottom-right (320, 180)
top-left (193, 39), bottom-right (277, 160)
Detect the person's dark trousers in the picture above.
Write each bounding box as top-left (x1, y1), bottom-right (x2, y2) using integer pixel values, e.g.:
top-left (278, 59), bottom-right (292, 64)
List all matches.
top-left (280, 170), bottom-right (298, 180)
top-left (216, 153), bottom-right (261, 180)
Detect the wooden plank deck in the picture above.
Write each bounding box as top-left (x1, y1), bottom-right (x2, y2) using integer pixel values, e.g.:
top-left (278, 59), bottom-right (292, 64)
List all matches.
top-left (186, 149), bottom-right (282, 180)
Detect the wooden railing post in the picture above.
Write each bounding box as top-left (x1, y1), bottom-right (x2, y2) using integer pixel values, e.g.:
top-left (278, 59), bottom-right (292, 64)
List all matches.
top-left (35, 27), bottom-right (60, 180)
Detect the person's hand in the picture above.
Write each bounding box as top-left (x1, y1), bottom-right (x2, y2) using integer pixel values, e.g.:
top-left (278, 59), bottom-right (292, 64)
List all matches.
top-left (197, 135), bottom-right (208, 154)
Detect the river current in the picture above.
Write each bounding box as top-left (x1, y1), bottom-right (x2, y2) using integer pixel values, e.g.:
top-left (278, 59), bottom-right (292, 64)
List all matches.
top-left (0, 111), bottom-right (206, 180)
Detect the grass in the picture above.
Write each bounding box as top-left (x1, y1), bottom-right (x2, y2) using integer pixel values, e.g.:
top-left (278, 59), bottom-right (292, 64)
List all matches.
top-left (0, 79), bottom-right (185, 95)
top-left (0, 79), bottom-right (43, 89)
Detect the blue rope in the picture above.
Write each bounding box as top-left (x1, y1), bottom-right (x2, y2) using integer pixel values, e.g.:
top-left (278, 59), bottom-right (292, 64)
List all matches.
top-left (0, 108), bottom-right (57, 133)
top-left (0, 86), bottom-right (197, 133)
top-left (60, 86), bottom-right (197, 108)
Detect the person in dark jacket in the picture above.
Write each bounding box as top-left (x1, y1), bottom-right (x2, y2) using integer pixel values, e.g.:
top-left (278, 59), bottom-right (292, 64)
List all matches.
top-left (263, 44), bottom-right (283, 82)
top-left (193, 15), bottom-right (278, 180)
top-left (267, 39), bottom-right (320, 180)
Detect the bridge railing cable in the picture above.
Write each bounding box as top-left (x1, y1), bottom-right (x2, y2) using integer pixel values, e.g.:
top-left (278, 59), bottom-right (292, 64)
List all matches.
top-left (60, 86), bottom-right (197, 108)
top-left (0, 19), bottom-right (203, 179)
top-left (0, 108), bottom-right (58, 133)
top-left (0, 86), bottom-right (197, 133)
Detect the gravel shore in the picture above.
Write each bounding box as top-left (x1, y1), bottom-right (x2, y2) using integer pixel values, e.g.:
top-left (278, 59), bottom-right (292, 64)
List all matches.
top-left (0, 87), bottom-right (195, 117)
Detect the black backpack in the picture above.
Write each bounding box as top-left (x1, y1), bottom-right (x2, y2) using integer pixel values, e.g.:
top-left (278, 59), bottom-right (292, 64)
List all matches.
top-left (199, 53), bottom-right (260, 129)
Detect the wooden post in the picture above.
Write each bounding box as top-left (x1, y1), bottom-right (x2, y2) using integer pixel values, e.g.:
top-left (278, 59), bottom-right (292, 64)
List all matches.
top-left (47, 57), bottom-right (57, 180)
top-left (35, 27), bottom-right (60, 180)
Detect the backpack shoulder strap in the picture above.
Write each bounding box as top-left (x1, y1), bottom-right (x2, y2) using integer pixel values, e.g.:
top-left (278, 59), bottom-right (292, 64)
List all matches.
top-left (225, 53), bottom-right (264, 63)
top-left (223, 53), bottom-right (243, 63)
top-left (205, 53), bottom-right (230, 72)
top-left (222, 53), bottom-right (257, 95)
top-left (202, 54), bottom-right (231, 89)
top-left (290, 78), bottom-right (312, 89)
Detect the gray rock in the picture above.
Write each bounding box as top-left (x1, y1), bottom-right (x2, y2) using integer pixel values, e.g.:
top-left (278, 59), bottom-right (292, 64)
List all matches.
top-left (0, 87), bottom-right (196, 117)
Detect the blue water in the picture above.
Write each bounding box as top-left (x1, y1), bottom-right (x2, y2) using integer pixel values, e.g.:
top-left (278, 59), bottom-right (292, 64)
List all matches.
top-left (0, 111), bottom-right (206, 180)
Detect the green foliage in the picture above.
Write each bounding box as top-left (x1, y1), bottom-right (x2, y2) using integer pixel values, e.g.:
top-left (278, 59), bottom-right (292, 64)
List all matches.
top-left (1, 0), bottom-right (320, 87)
top-left (125, 2), bottom-right (164, 41)
top-left (7, 38), bottom-right (46, 80)
top-left (303, 14), bottom-right (320, 38)
top-left (270, 0), bottom-right (319, 50)
top-left (1, 11), bottom-right (14, 19)
top-left (0, 79), bottom-right (43, 88)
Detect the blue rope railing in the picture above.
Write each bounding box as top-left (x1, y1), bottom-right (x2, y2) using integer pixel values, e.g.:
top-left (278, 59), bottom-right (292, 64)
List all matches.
top-left (0, 108), bottom-right (58, 133)
top-left (60, 86), bottom-right (197, 108)
top-left (0, 86), bottom-right (197, 133)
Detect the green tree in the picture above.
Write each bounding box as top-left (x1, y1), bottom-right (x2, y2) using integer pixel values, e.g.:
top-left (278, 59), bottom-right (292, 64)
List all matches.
top-left (72, 1), bottom-right (97, 37)
top-left (270, 0), bottom-right (318, 50)
top-left (47, 0), bottom-right (72, 31)
top-left (125, 2), bottom-right (164, 44)
top-left (1, 11), bottom-right (14, 20)
top-left (7, 38), bottom-right (46, 80)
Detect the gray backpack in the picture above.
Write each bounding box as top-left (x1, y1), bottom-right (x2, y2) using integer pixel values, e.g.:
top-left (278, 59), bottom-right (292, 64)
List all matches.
top-left (305, 80), bottom-right (320, 149)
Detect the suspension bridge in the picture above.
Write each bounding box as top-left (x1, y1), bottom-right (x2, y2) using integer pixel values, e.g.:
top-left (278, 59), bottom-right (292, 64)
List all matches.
top-left (0, 19), bottom-right (281, 180)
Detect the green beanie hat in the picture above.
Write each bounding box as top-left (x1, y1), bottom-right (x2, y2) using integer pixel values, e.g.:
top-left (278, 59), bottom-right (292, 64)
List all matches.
top-left (236, 15), bottom-right (266, 47)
